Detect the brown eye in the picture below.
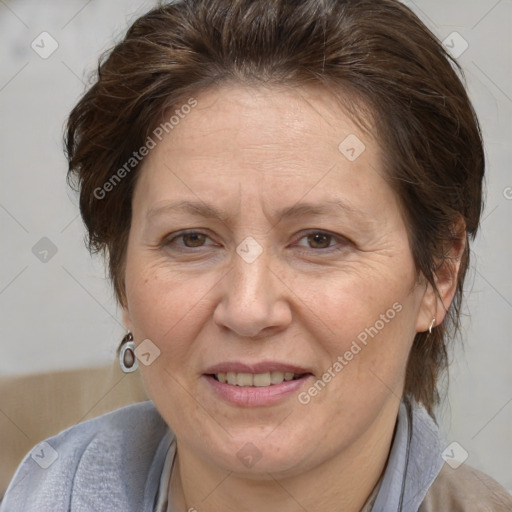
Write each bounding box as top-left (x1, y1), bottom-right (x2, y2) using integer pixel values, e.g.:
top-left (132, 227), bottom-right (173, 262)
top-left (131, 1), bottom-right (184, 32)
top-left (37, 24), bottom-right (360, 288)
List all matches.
top-left (306, 232), bottom-right (333, 249)
top-left (163, 230), bottom-right (217, 252)
top-left (294, 230), bottom-right (349, 254)
top-left (181, 233), bottom-right (207, 247)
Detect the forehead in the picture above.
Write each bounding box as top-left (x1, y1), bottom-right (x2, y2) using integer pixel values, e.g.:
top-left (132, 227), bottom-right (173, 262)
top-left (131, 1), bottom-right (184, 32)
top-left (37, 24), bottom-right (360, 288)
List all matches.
top-left (162, 83), bottom-right (376, 164)
top-left (132, 83), bottom-right (393, 219)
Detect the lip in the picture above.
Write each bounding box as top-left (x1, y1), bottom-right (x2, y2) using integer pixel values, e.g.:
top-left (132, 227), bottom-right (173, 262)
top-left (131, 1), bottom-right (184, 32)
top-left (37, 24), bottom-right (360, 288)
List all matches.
top-left (202, 360), bottom-right (314, 407)
top-left (203, 374), bottom-right (312, 407)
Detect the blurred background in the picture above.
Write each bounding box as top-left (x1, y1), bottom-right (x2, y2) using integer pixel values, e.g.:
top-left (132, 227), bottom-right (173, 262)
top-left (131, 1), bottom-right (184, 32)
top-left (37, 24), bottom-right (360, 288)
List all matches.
top-left (1, 0), bottom-right (511, 493)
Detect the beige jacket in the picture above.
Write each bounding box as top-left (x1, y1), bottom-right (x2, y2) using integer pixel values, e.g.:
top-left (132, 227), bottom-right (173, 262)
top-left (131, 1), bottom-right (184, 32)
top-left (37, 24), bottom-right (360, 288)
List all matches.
top-left (420, 463), bottom-right (512, 511)
top-left (359, 460), bottom-right (512, 511)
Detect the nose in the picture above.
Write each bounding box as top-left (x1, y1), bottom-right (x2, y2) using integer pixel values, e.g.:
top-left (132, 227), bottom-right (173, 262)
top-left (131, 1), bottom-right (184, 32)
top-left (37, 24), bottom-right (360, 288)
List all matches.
top-left (212, 250), bottom-right (292, 338)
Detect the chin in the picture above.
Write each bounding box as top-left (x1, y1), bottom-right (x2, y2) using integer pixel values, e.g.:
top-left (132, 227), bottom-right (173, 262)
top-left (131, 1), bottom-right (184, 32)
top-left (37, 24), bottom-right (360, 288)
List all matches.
top-left (203, 433), bottom-right (314, 478)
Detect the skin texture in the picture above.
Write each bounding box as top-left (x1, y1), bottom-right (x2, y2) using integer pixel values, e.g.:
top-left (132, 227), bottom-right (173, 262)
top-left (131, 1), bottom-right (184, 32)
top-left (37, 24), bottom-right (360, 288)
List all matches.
top-left (122, 83), bottom-right (461, 512)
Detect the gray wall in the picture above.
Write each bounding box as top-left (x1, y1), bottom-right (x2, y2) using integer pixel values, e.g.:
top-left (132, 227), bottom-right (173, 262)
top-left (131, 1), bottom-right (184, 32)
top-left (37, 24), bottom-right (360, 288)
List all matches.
top-left (1, 0), bottom-right (511, 491)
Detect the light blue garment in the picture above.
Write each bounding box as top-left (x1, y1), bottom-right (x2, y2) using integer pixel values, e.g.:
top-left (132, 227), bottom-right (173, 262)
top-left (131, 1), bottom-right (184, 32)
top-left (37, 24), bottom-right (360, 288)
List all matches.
top-left (0, 399), bottom-right (444, 512)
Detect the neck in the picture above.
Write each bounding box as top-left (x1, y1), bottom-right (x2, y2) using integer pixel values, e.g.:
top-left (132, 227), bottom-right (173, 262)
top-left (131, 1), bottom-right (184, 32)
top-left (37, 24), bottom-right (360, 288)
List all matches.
top-left (169, 403), bottom-right (399, 512)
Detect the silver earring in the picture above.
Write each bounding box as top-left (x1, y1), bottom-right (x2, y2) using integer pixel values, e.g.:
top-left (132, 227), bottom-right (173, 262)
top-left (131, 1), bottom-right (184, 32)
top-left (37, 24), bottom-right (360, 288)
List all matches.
top-left (428, 317), bottom-right (436, 334)
top-left (119, 332), bottom-right (138, 373)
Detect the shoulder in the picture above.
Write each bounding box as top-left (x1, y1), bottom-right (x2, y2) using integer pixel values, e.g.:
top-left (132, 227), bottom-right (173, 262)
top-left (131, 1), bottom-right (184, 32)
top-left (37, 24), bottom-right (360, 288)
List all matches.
top-left (420, 462), bottom-right (512, 512)
top-left (1, 401), bottom-right (169, 512)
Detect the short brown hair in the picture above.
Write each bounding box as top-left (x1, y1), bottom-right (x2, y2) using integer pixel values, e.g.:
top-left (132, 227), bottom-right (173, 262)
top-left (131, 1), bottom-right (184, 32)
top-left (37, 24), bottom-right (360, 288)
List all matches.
top-left (65, 0), bottom-right (484, 416)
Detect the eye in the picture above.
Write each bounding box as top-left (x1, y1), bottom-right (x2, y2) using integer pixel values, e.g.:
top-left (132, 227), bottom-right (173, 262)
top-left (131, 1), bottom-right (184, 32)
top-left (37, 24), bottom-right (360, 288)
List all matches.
top-left (294, 230), bottom-right (348, 251)
top-left (163, 229), bottom-right (348, 253)
top-left (165, 231), bottom-right (213, 249)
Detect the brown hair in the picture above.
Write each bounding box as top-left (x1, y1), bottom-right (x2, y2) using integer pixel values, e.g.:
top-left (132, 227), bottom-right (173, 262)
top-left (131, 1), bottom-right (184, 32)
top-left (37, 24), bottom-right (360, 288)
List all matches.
top-left (65, 0), bottom-right (484, 417)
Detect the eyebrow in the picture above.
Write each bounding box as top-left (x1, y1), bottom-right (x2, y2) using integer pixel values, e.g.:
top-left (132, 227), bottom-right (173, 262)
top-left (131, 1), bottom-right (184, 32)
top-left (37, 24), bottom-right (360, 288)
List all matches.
top-left (145, 199), bottom-right (364, 224)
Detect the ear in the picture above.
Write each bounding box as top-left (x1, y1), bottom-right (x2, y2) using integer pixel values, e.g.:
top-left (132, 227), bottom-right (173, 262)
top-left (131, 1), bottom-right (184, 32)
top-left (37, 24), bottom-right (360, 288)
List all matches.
top-left (416, 220), bottom-right (466, 333)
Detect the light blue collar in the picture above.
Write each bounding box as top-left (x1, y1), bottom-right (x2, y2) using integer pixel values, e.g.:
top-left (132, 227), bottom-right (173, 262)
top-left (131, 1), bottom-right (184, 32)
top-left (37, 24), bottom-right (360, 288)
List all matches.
top-left (371, 399), bottom-right (445, 512)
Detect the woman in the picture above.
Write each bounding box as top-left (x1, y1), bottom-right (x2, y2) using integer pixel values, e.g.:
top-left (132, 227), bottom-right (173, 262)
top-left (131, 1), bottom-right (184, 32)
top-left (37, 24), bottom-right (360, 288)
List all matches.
top-left (2, 0), bottom-right (511, 510)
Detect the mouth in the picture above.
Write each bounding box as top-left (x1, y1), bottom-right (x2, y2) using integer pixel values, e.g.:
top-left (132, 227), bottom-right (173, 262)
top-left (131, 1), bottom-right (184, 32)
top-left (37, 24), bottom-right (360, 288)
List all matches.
top-left (209, 371), bottom-right (309, 387)
top-left (202, 361), bottom-right (314, 406)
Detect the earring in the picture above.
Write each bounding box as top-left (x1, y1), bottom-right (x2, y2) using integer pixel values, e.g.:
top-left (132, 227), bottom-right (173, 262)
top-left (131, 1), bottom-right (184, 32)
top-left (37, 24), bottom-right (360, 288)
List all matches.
top-left (428, 317), bottom-right (436, 334)
top-left (119, 332), bottom-right (138, 373)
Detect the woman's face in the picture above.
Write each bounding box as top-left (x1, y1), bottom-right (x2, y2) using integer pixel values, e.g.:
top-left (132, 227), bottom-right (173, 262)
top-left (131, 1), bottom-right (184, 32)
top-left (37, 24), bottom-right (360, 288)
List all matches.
top-left (122, 83), bottom-right (436, 476)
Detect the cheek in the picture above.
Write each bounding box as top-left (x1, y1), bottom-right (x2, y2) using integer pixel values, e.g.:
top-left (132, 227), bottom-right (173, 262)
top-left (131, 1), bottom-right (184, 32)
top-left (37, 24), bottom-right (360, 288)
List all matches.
top-left (295, 268), bottom-right (420, 397)
top-left (123, 259), bottom-right (215, 418)
top-left (124, 255), bottom-right (213, 341)
top-left (296, 264), bottom-right (415, 341)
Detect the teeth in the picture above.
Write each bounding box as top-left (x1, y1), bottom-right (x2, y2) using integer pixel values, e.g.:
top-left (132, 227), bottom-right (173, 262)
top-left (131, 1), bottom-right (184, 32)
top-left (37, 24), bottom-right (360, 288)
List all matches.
top-left (236, 373), bottom-right (253, 386)
top-left (271, 371), bottom-right (284, 384)
top-left (215, 371), bottom-right (302, 387)
top-left (253, 373), bottom-right (271, 387)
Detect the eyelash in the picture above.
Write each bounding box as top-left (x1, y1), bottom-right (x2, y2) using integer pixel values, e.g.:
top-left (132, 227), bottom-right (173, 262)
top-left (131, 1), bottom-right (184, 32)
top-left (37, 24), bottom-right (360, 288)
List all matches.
top-left (163, 229), bottom-right (349, 253)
